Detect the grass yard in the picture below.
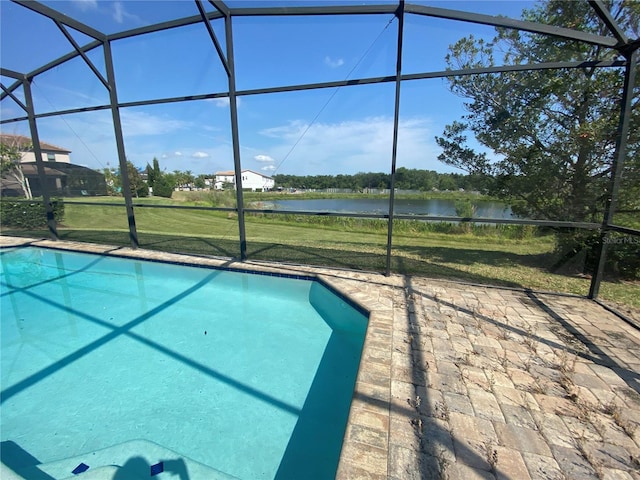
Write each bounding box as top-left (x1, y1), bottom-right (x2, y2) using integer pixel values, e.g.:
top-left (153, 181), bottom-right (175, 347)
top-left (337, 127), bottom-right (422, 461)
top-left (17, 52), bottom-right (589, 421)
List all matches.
top-left (3, 196), bottom-right (638, 314)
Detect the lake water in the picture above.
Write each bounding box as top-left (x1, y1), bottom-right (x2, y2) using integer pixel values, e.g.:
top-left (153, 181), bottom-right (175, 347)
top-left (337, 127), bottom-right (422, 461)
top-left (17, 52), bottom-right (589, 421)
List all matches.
top-left (257, 198), bottom-right (516, 219)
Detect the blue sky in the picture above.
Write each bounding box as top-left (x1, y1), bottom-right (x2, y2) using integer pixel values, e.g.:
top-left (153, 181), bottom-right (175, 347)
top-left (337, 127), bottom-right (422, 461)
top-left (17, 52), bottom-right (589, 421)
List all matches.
top-left (0, 0), bottom-right (536, 176)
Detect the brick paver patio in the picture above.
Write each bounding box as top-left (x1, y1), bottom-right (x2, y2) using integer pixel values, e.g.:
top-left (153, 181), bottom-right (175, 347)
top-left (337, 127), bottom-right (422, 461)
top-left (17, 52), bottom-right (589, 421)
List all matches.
top-left (2, 237), bottom-right (639, 480)
top-left (336, 274), bottom-right (640, 480)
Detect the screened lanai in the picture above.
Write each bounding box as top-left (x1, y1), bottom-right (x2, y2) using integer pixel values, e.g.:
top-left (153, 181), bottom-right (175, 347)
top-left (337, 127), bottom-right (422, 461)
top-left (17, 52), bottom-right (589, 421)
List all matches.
top-left (1, 0), bottom-right (638, 320)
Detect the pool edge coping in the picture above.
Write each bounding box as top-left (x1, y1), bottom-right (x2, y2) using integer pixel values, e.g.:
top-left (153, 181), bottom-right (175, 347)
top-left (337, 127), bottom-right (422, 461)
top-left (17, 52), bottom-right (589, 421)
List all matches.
top-left (1, 236), bottom-right (394, 480)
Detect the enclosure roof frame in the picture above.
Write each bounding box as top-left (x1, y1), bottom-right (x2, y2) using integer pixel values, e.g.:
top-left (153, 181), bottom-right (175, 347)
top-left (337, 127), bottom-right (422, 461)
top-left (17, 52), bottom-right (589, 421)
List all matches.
top-left (2, 0), bottom-right (633, 83)
top-left (12, 0), bottom-right (107, 42)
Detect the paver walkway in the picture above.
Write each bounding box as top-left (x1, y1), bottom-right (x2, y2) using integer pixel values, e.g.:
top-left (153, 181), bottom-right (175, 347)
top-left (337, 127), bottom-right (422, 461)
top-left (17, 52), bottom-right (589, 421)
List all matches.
top-left (337, 275), bottom-right (640, 480)
top-left (2, 237), bottom-right (639, 480)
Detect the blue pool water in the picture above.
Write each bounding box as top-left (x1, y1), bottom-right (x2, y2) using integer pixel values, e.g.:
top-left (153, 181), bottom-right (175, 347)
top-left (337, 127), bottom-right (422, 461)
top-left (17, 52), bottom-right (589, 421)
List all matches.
top-left (0, 247), bottom-right (368, 479)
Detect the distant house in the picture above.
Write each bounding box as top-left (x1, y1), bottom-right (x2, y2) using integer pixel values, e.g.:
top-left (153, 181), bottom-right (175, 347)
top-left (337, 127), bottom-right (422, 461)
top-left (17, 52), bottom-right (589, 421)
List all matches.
top-left (0, 133), bottom-right (107, 197)
top-left (0, 134), bottom-right (71, 164)
top-left (214, 169), bottom-right (274, 192)
top-left (214, 170), bottom-right (235, 190)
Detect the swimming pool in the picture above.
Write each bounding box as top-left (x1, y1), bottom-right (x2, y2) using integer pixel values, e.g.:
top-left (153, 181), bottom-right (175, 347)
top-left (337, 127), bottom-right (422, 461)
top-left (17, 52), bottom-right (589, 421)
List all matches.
top-left (0, 246), bottom-right (368, 479)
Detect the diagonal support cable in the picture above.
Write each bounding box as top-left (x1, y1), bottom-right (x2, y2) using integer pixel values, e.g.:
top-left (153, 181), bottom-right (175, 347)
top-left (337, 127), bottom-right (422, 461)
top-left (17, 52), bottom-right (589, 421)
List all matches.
top-left (195, 0), bottom-right (230, 76)
top-left (54, 20), bottom-right (110, 90)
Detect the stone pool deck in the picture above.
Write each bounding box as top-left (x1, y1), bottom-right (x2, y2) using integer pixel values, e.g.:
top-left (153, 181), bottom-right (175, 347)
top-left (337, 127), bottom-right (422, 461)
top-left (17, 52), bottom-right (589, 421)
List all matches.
top-left (2, 236), bottom-right (639, 480)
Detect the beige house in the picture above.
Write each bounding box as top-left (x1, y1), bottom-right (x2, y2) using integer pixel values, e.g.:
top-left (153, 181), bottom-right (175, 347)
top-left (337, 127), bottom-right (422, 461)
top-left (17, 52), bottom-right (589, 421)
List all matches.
top-left (0, 133), bottom-right (107, 197)
top-left (0, 134), bottom-right (71, 164)
top-left (214, 169), bottom-right (275, 192)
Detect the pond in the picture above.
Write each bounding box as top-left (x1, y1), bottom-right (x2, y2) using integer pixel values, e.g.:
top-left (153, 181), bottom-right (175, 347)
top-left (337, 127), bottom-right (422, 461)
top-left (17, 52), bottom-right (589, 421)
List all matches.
top-left (254, 197), bottom-right (516, 219)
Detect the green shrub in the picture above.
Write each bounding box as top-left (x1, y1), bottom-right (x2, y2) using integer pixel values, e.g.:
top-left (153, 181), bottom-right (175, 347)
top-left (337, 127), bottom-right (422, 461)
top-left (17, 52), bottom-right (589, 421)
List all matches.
top-left (207, 190), bottom-right (237, 208)
top-left (0, 198), bottom-right (64, 229)
top-left (454, 199), bottom-right (475, 218)
top-left (605, 234), bottom-right (640, 280)
top-left (153, 177), bottom-right (174, 198)
top-left (553, 229), bottom-right (599, 274)
top-left (553, 229), bottom-right (640, 280)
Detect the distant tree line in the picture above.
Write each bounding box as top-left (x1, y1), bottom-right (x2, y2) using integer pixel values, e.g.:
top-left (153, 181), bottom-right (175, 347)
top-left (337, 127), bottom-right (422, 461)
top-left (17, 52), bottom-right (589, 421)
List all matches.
top-left (101, 162), bottom-right (493, 197)
top-left (102, 158), bottom-right (213, 197)
top-left (273, 167), bottom-right (493, 192)
top-left (145, 158), bottom-right (213, 197)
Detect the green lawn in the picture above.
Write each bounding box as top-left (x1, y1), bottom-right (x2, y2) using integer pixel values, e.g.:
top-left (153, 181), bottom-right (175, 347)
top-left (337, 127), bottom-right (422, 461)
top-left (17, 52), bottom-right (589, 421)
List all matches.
top-left (4, 196), bottom-right (638, 313)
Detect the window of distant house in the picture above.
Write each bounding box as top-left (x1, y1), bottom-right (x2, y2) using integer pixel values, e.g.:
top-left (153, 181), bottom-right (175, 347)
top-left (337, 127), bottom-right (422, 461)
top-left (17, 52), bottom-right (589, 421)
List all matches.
top-left (47, 153), bottom-right (55, 162)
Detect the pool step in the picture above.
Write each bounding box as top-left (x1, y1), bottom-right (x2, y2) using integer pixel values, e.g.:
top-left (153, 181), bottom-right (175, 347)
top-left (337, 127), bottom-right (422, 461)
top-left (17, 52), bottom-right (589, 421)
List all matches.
top-left (10, 439), bottom-right (240, 480)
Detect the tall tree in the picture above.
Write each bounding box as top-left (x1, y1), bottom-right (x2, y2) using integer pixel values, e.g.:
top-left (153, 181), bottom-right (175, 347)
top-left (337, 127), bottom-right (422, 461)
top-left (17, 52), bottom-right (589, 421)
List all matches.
top-left (194, 174), bottom-right (207, 189)
top-left (146, 157), bottom-right (162, 190)
top-left (154, 172), bottom-right (175, 198)
top-left (145, 157), bottom-right (174, 197)
top-left (435, 0), bottom-right (639, 223)
top-left (0, 139), bottom-right (32, 199)
top-left (126, 161), bottom-right (148, 198)
top-left (184, 170), bottom-right (195, 188)
top-left (173, 170), bottom-right (188, 189)
top-left (101, 167), bottom-right (120, 195)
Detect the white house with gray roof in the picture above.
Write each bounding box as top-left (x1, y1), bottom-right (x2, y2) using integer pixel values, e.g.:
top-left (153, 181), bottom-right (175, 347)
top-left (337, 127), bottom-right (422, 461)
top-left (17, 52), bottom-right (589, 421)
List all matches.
top-left (214, 169), bottom-right (274, 192)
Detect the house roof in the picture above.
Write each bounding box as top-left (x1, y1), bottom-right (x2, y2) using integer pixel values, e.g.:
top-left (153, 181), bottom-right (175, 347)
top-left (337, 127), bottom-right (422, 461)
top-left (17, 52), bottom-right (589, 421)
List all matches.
top-left (243, 169), bottom-right (274, 180)
top-left (0, 134), bottom-right (71, 154)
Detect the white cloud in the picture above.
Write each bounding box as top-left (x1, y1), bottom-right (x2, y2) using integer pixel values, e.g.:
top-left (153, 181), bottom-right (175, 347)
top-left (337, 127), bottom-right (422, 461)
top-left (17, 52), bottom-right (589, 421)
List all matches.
top-left (258, 116), bottom-right (439, 175)
top-left (113, 2), bottom-right (125, 23)
top-left (209, 97), bottom-right (241, 108)
top-left (32, 109), bottom-right (234, 174)
top-left (324, 56), bottom-right (345, 68)
top-left (161, 151), bottom-right (182, 159)
top-left (72, 0), bottom-right (138, 25)
top-left (32, 99), bottom-right (444, 177)
top-left (120, 110), bottom-right (190, 137)
top-left (32, 83), bottom-right (107, 110)
top-left (0, 105), bottom-right (18, 119)
top-left (112, 1), bottom-right (140, 24)
top-left (72, 0), bottom-right (97, 11)
top-left (134, 144), bottom-right (232, 173)
top-left (260, 121), bottom-right (307, 139)
top-left (211, 98), bottom-right (229, 108)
